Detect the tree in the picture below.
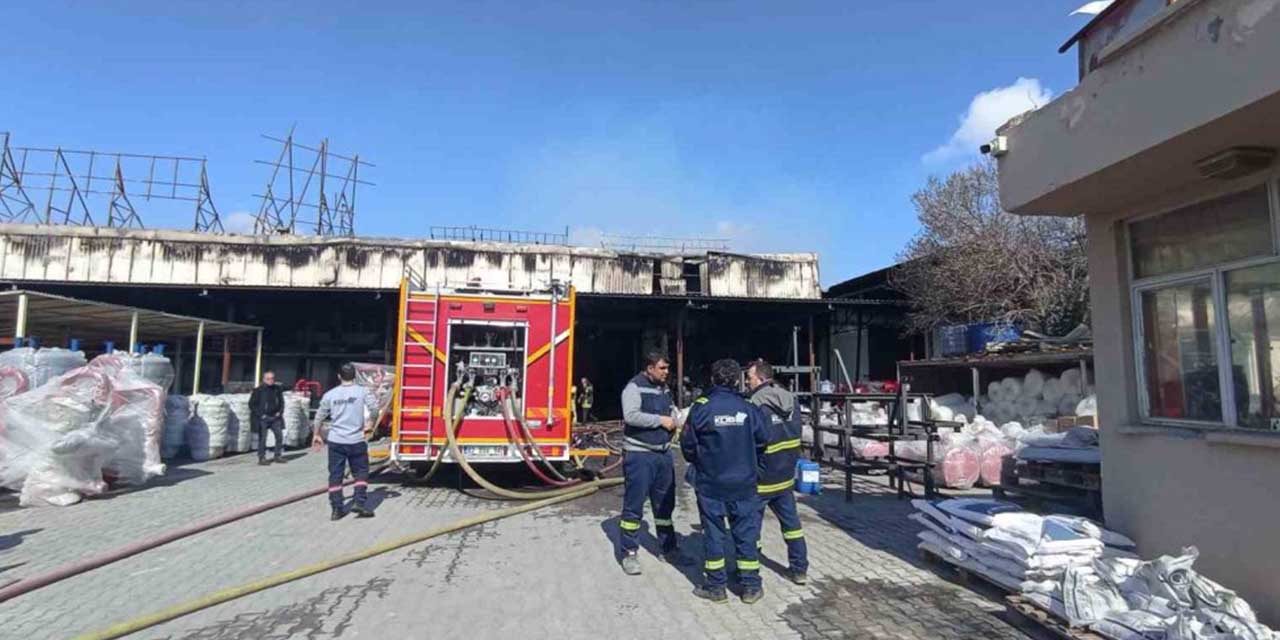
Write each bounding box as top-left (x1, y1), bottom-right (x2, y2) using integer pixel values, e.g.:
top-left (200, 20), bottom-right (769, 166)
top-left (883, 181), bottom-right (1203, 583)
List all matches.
top-left (890, 161), bottom-right (1089, 337)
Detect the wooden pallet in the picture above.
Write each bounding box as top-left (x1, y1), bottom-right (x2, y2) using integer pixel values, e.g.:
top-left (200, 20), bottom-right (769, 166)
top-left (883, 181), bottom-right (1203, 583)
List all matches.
top-left (1019, 461), bottom-right (1102, 491)
top-left (920, 549), bottom-right (1110, 640)
top-left (1006, 595), bottom-right (1109, 640)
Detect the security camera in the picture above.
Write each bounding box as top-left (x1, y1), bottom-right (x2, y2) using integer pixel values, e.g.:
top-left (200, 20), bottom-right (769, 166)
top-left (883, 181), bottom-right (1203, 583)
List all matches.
top-left (980, 136), bottom-right (1008, 157)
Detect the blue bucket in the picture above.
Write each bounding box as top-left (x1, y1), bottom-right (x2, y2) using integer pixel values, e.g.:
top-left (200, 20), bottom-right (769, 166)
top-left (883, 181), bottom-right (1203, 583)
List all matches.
top-left (795, 459), bottom-right (821, 495)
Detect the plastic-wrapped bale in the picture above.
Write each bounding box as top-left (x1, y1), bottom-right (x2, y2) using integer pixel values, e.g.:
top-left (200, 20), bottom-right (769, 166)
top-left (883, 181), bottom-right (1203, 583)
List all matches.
top-left (90, 354), bottom-right (168, 483)
top-left (979, 442), bottom-right (1013, 487)
top-left (999, 377), bottom-right (1023, 401)
top-left (162, 395), bottom-right (190, 459)
top-left (280, 392), bottom-right (312, 448)
top-left (130, 352), bottom-right (176, 392)
top-left (896, 440), bottom-right (981, 489)
top-left (1057, 393), bottom-right (1082, 417)
top-left (187, 394), bottom-right (230, 461)
top-left (222, 393), bottom-right (254, 453)
top-left (0, 367), bottom-right (116, 507)
top-left (0, 346), bottom-right (88, 390)
top-left (1022, 369), bottom-right (1047, 398)
top-left (0, 366), bottom-right (30, 401)
top-left (1059, 368), bottom-right (1084, 396)
top-left (849, 437), bottom-right (890, 459)
top-left (1076, 395), bottom-right (1097, 417)
top-left (1042, 377), bottom-right (1065, 404)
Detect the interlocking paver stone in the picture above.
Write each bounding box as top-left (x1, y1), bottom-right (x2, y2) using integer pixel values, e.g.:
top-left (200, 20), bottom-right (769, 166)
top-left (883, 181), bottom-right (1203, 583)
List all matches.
top-left (0, 453), bottom-right (1052, 639)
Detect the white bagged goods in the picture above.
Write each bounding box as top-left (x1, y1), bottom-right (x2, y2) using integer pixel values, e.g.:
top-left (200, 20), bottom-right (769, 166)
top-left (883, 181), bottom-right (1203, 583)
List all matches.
top-left (0, 366), bottom-right (30, 400)
top-left (279, 391), bottom-right (312, 448)
top-left (988, 381), bottom-right (1006, 403)
top-left (162, 395), bottom-right (190, 459)
top-left (1042, 377), bottom-right (1065, 404)
top-left (187, 394), bottom-right (229, 461)
top-left (1076, 395), bottom-right (1097, 417)
top-left (1022, 369), bottom-right (1047, 398)
top-left (89, 354), bottom-right (167, 484)
top-left (222, 393), bottom-right (254, 453)
top-left (1036, 398), bottom-right (1059, 418)
top-left (133, 352), bottom-right (176, 391)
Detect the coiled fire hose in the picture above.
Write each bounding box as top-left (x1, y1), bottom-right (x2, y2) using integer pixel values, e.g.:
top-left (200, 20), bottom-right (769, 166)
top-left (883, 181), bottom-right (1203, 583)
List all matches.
top-left (443, 381), bottom-right (623, 499)
top-left (498, 389), bottom-right (578, 486)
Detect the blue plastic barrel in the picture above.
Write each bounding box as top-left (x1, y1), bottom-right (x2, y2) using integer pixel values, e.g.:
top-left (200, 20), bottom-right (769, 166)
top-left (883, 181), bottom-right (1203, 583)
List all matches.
top-left (153, 344), bottom-right (166, 355)
top-left (795, 459), bottom-right (822, 495)
top-left (103, 341), bottom-right (115, 354)
top-left (68, 338), bottom-right (80, 351)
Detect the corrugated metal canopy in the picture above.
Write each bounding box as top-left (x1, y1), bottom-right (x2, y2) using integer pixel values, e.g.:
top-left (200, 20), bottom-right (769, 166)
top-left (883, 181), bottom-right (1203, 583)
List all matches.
top-left (0, 289), bottom-right (260, 347)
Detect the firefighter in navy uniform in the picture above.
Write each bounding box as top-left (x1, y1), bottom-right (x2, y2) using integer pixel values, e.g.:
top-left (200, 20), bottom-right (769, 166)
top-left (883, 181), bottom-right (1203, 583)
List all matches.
top-left (745, 359), bottom-right (810, 585)
top-left (680, 358), bottom-right (771, 604)
top-left (617, 351), bottom-right (682, 575)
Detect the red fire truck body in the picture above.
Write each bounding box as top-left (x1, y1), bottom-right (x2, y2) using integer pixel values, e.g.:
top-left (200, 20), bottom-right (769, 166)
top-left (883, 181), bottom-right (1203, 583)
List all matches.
top-left (389, 278), bottom-right (575, 465)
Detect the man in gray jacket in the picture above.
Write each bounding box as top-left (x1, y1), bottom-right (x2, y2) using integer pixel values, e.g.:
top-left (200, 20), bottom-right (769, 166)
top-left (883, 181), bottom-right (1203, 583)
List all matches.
top-left (617, 351), bottom-right (681, 575)
top-left (312, 363), bottom-right (378, 521)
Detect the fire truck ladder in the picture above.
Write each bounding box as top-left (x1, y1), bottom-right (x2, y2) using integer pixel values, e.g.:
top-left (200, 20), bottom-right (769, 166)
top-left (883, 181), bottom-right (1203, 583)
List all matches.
top-left (396, 279), bottom-right (442, 453)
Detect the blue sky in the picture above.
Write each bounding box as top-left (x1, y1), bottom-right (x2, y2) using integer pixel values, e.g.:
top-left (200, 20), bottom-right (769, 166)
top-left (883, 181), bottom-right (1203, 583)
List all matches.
top-left (1, 1), bottom-right (1090, 285)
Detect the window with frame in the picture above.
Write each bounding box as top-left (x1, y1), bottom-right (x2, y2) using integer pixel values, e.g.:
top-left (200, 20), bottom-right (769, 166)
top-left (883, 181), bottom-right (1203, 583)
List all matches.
top-left (1130, 183), bottom-right (1279, 429)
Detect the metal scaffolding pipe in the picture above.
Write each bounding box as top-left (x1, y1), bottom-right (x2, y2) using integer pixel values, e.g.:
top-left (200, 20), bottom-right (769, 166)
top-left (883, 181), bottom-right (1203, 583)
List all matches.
top-left (128, 311), bottom-right (139, 353)
top-left (254, 329), bottom-right (264, 383)
top-left (14, 292), bottom-right (28, 339)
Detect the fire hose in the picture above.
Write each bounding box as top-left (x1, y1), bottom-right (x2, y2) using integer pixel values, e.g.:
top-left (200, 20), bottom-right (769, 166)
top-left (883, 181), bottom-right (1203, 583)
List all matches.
top-left (71, 382), bottom-right (623, 639)
top-left (498, 389), bottom-right (577, 486)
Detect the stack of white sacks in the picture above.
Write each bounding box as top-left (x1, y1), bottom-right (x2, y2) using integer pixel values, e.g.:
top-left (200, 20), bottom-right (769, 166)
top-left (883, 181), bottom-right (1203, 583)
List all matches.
top-left (159, 391), bottom-right (311, 460)
top-left (982, 368), bottom-right (1094, 426)
top-left (912, 499), bottom-right (1276, 640)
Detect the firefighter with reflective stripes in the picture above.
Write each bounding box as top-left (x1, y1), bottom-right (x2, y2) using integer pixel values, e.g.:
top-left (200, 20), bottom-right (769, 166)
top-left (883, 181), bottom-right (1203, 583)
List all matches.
top-left (746, 359), bottom-right (810, 585)
top-left (680, 358), bottom-right (771, 604)
top-left (617, 351), bottom-right (682, 575)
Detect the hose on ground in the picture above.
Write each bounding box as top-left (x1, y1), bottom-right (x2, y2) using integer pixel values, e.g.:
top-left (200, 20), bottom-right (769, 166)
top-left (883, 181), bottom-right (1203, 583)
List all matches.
top-left (0, 464), bottom-right (386, 606)
top-left (74, 483), bottom-right (607, 640)
top-left (406, 383), bottom-right (471, 484)
top-left (444, 382), bottom-right (622, 500)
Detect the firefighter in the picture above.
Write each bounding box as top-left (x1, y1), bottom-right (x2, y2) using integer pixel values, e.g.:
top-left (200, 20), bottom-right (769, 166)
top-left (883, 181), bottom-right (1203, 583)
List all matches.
top-left (618, 351), bottom-right (681, 575)
top-left (577, 376), bottom-right (596, 423)
top-left (311, 363), bottom-right (379, 521)
top-left (745, 359), bottom-right (809, 585)
top-left (680, 358), bottom-right (770, 604)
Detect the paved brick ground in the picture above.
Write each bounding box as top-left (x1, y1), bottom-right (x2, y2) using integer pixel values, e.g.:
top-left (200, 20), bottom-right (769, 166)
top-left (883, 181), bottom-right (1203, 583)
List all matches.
top-left (0, 451), bottom-right (1049, 640)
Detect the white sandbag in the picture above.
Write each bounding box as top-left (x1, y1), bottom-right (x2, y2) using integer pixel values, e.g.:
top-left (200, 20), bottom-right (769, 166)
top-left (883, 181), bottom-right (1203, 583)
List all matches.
top-left (187, 394), bottom-right (229, 461)
top-left (162, 395), bottom-right (190, 459)
top-left (222, 393), bottom-right (254, 453)
top-left (1022, 369), bottom-right (1047, 398)
top-left (1076, 395), bottom-right (1097, 417)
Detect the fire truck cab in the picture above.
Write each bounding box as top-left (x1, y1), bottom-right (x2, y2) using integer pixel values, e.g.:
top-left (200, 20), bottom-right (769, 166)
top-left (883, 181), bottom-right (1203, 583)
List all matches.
top-left (389, 275), bottom-right (575, 466)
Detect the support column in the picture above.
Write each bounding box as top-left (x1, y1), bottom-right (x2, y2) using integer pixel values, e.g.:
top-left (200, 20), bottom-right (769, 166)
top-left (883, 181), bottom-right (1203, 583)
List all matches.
top-left (14, 292), bottom-right (28, 340)
top-left (675, 308), bottom-right (686, 407)
top-left (254, 329), bottom-right (264, 384)
top-left (192, 321), bottom-right (205, 395)
top-left (808, 315), bottom-right (817, 393)
top-left (221, 335), bottom-right (232, 388)
top-left (128, 311), bottom-right (139, 354)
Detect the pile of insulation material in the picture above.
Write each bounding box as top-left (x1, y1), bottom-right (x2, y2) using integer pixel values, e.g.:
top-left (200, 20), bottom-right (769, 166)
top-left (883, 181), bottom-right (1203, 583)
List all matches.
top-left (0, 353), bottom-right (171, 507)
top-left (894, 418), bottom-right (1099, 489)
top-left (160, 391), bottom-right (311, 460)
top-left (0, 346), bottom-right (87, 401)
top-left (912, 499), bottom-right (1276, 640)
top-left (981, 368), bottom-right (1095, 426)
top-left (222, 393), bottom-right (255, 453)
top-left (187, 394), bottom-right (230, 461)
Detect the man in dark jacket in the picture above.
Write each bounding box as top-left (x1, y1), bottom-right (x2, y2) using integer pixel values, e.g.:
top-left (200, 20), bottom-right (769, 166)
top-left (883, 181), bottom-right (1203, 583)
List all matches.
top-left (617, 351), bottom-right (681, 576)
top-left (746, 359), bottom-right (809, 585)
top-left (680, 358), bottom-right (770, 604)
top-left (249, 370), bottom-right (286, 465)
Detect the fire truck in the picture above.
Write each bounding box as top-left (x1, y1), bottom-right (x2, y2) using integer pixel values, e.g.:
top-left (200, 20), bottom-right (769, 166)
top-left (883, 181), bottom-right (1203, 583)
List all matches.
top-left (388, 274), bottom-right (576, 469)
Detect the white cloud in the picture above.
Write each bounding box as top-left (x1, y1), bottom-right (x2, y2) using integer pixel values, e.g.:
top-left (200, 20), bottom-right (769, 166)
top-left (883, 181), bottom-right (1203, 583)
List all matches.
top-left (923, 77), bottom-right (1052, 164)
top-left (223, 211), bottom-right (256, 234)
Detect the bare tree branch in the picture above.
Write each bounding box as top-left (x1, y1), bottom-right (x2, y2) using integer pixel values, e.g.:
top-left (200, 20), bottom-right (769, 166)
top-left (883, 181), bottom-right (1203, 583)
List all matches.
top-left (889, 161), bottom-right (1089, 336)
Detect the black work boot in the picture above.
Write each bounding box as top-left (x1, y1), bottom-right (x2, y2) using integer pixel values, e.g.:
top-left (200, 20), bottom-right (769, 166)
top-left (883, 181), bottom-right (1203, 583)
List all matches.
top-left (258, 459), bottom-right (270, 466)
top-left (352, 504), bottom-right (375, 519)
top-left (330, 508), bottom-right (344, 521)
top-left (788, 569), bottom-right (809, 585)
top-left (273, 456), bottom-right (286, 464)
top-left (741, 587), bottom-right (764, 604)
top-left (692, 586), bottom-right (728, 603)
